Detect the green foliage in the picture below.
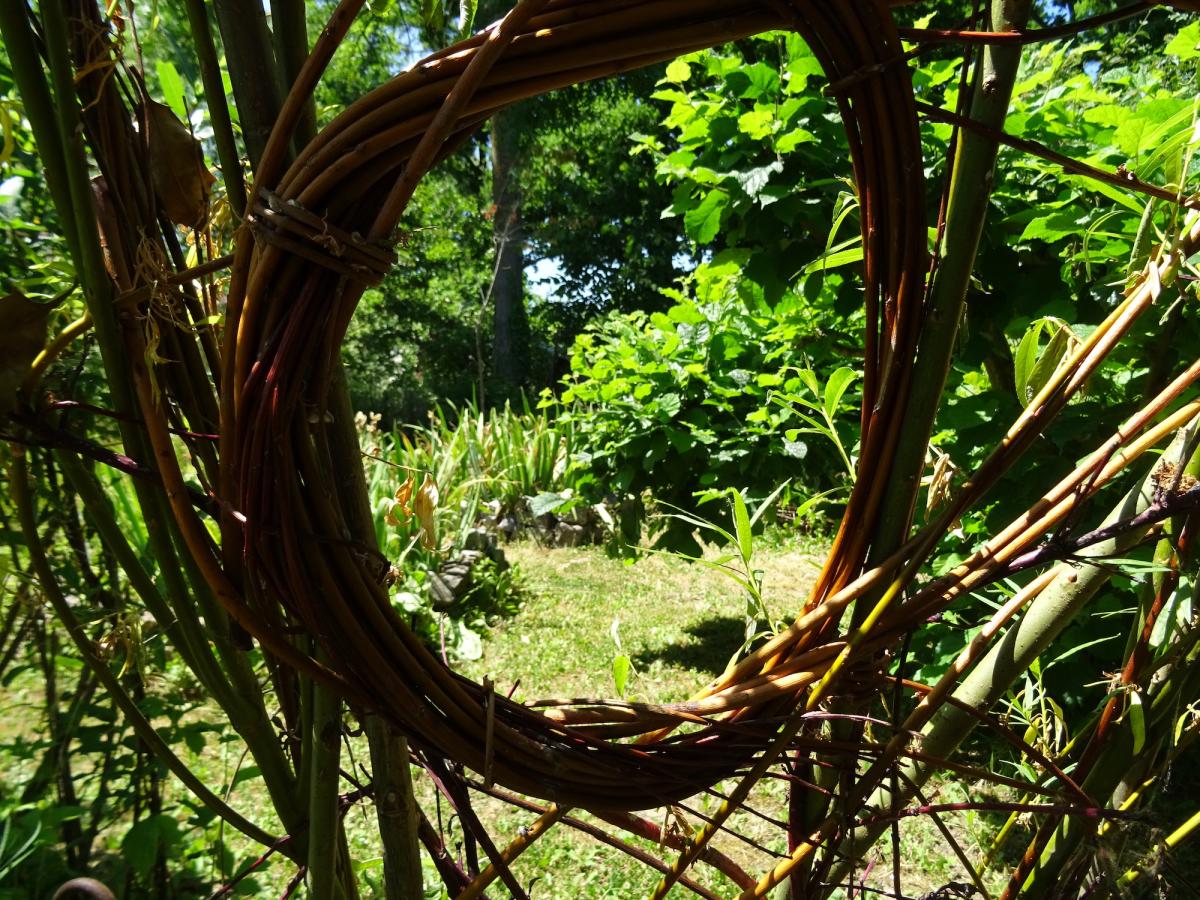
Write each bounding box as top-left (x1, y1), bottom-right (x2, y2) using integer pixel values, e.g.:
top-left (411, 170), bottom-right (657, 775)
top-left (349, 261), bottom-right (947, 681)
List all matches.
top-left (638, 33), bottom-right (851, 303)
top-left (555, 258), bottom-right (858, 551)
top-left (360, 401), bottom-right (581, 655)
top-left (343, 164), bottom-right (495, 424)
top-left (520, 70), bottom-right (686, 334)
top-left (656, 484), bottom-right (790, 664)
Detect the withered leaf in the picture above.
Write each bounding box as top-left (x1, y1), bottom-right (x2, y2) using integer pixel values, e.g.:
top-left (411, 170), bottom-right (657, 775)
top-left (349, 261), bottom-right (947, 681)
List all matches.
top-left (385, 475), bottom-right (416, 527)
top-left (0, 293), bottom-right (50, 416)
top-left (146, 99), bottom-right (214, 227)
top-left (413, 473), bottom-right (439, 551)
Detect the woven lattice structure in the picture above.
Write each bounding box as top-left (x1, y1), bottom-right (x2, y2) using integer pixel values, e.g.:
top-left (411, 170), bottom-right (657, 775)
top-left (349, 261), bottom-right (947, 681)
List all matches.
top-left (174, 0), bottom-right (1195, 895)
top-left (218, 0), bottom-right (927, 809)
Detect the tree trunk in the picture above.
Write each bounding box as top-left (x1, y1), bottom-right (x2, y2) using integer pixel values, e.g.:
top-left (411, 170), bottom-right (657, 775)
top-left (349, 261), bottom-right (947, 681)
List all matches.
top-left (490, 105), bottom-right (529, 403)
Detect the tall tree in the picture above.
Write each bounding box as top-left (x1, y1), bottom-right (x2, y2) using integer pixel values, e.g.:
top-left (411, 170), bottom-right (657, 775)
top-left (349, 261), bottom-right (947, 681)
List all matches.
top-left (489, 103), bottom-right (531, 400)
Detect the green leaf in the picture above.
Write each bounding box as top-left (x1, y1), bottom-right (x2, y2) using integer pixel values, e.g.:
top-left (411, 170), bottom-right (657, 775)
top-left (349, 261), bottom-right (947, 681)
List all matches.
top-left (802, 243), bottom-right (863, 275)
top-left (683, 189), bottom-right (727, 244)
top-left (612, 654), bottom-right (631, 697)
top-left (1013, 320), bottom-right (1046, 406)
top-left (457, 0), bottom-right (478, 35)
top-left (1128, 691), bottom-right (1145, 755)
top-left (665, 59), bottom-right (691, 84)
top-left (656, 392), bottom-right (682, 419)
top-left (749, 481), bottom-right (790, 528)
top-left (737, 108), bottom-right (775, 140)
top-left (156, 60), bottom-right (186, 118)
top-left (1019, 209), bottom-right (1080, 244)
top-left (731, 488), bottom-right (752, 562)
top-left (823, 367), bottom-right (858, 422)
top-left (776, 128), bottom-right (817, 153)
top-left (1167, 21), bottom-right (1200, 61)
top-left (121, 815), bottom-right (179, 879)
top-left (732, 161), bottom-right (783, 199)
top-left (421, 0), bottom-right (444, 31)
top-left (1016, 319), bottom-right (1074, 408)
top-left (1026, 330), bottom-right (1073, 406)
top-left (456, 622), bottom-right (483, 661)
top-left (529, 492), bottom-right (570, 518)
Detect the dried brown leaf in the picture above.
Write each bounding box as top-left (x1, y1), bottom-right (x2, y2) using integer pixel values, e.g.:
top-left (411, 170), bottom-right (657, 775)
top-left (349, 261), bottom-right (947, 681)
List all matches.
top-left (0, 293), bottom-right (50, 415)
top-left (413, 473), bottom-right (439, 550)
top-left (146, 99), bottom-right (213, 227)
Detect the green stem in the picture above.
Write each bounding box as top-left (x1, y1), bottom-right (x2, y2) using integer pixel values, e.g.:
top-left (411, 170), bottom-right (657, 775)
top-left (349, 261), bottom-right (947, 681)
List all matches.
top-left (365, 717), bottom-right (424, 900)
top-left (8, 451), bottom-right (279, 851)
top-left (56, 453), bottom-right (218, 688)
top-left (212, 0), bottom-right (284, 172)
top-left (0, 3), bottom-right (80, 268)
top-left (56, 453), bottom-right (304, 834)
top-left (182, 0), bottom-right (248, 217)
top-left (866, 0), bottom-right (1034, 568)
top-left (37, 0), bottom-right (132, 401)
top-left (305, 668), bottom-right (343, 900)
top-left (271, 0), bottom-right (317, 147)
top-left (327, 362), bottom-right (425, 895)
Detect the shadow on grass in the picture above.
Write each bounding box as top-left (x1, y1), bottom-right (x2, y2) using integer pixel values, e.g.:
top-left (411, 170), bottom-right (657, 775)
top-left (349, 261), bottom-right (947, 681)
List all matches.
top-left (633, 615), bottom-right (744, 676)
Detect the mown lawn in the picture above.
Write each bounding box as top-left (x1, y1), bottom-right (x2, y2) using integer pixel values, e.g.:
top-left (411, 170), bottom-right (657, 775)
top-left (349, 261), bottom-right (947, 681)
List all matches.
top-left (441, 540), bottom-right (1012, 900)
top-left (459, 541), bottom-right (825, 706)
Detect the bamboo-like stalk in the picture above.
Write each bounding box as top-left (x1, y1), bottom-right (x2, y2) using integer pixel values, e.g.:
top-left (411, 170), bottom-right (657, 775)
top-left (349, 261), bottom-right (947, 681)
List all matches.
top-left (305, 668), bottom-right (344, 900)
top-left (864, 0), bottom-right (1032, 569)
top-left (818, 428), bottom-right (1200, 892)
top-left (0, 4), bottom-right (81, 268)
top-left (271, 0), bottom-right (317, 148)
top-left (364, 718), bottom-right (424, 900)
top-left (182, 0), bottom-right (248, 216)
top-left (212, 0), bottom-right (284, 170)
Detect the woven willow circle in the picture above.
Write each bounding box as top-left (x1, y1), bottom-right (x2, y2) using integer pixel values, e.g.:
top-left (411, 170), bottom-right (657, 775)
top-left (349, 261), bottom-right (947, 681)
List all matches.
top-left (221, 0), bottom-right (929, 811)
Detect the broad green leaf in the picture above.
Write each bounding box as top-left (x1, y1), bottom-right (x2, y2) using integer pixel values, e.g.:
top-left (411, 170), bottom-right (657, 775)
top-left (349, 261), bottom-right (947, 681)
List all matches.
top-left (738, 108), bottom-right (775, 140)
top-left (155, 60), bottom-right (186, 118)
top-left (785, 53), bottom-right (824, 89)
top-left (529, 491), bottom-right (570, 518)
top-left (775, 127), bottom-right (817, 153)
top-left (657, 392), bottom-right (682, 419)
top-left (733, 161), bottom-right (783, 199)
top-left (1019, 209), bottom-right (1080, 244)
top-left (683, 189), bottom-right (727, 244)
top-left (121, 815), bottom-right (178, 879)
top-left (665, 59), bottom-right (691, 84)
top-left (1167, 21), bottom-right (1200, 60)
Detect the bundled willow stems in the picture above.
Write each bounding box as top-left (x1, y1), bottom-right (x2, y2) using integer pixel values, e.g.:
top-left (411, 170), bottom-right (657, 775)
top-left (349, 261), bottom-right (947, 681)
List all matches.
top-left (2, 0), bottom-right (1198, 897)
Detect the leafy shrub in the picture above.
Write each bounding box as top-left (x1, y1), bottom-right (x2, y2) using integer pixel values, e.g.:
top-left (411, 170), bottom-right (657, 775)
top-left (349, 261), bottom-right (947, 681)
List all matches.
top-left (553, 258), bottom-right (858, 551)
